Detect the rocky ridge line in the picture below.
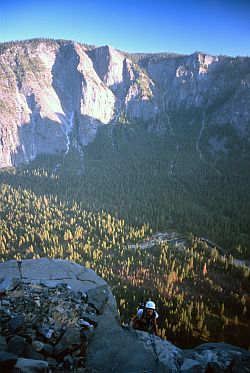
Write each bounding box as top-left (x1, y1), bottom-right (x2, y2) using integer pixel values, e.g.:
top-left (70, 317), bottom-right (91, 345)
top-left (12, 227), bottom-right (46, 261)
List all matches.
top-left (0, 39), bottom-right (250, 168)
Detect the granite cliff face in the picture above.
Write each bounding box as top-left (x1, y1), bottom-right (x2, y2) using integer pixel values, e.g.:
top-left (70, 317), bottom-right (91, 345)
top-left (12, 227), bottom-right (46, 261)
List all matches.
top-left (0, 259), bottom-right (250, 373)
top-left (0, 39), bottom-right (154, 167)
top-left (0, 39), bottom-right (250, 168)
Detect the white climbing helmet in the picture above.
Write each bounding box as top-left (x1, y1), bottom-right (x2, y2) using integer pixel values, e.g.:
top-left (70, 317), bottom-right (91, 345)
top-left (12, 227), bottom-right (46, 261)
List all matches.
top-left (145, 300), bottom-right (156, 310)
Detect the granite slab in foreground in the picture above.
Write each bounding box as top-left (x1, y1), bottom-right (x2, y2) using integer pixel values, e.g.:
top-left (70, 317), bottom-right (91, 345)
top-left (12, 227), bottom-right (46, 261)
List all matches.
top-left (0, 259), bottom-right (250, 373)
top-left (0, 258), bottom-right (107, 293)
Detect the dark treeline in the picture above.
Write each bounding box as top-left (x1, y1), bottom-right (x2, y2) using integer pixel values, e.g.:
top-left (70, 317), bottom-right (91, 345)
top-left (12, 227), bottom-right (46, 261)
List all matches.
top-left (1, 116), bottom-right (250, 258)
top-left (2, 112), bottom-right (248, 258)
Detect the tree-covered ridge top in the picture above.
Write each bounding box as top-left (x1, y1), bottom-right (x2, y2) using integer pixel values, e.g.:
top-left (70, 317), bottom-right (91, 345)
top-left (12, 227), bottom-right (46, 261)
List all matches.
top-left (0, 37), bottom-right (97, 54)
top-left (120, 51), bottom-right (187, 64)
top-left (1, 37), bottom-right (246, 60)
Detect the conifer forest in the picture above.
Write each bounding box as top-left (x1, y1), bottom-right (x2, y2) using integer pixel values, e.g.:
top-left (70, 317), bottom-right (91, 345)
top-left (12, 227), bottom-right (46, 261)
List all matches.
top-left (0, 116), bottom-right (249, 349)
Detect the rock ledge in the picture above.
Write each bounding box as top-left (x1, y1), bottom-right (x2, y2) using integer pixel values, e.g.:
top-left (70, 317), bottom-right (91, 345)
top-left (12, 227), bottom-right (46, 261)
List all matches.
top-left (0, 259), bottom-right (249, 373)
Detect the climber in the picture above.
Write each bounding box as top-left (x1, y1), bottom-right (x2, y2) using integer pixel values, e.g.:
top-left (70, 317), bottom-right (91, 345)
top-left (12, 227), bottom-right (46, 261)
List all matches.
top-left (131, 300), bottom-right (159, 335)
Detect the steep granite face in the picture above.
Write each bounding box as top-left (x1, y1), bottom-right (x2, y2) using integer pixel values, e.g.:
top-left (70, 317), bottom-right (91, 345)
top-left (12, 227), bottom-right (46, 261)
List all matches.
top-left (87, 45), bottom-right (156, 121)
top-left (0, 39), bottom-right (249, 167)
top-left (0, 40), bottom-right (116, 166)
top-left (0, 41), bottom-right (67, 167)
top-left (141, 52), bottom-right (250, 134)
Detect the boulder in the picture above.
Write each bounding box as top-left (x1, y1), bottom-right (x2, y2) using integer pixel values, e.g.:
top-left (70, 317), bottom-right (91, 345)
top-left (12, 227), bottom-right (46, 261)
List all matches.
top-left (22, 344), bottom-right (45, 361)
top-left (1, 300), bottom-right (11, 306)
top-left (0, 278), bottom-right (21, 293)
top-left (184, 342), bottom-right (250, 371)
top-left (45, 356), bottom-right (58, 368)
top-left (53, 326), bottom-right (81, 356)
top-left (227, 355), bottom-right (250, 373)
top-left (0, 351), bottom-right (18, 371)
top-left (86, 285), bottom-right (109, 314)
top-left (64, 354), bottom-right (74, 367)
top-left (81, 312), bottom-right (99, 326)
top-left (7, 336), bottom-right (26, 356)
top-left (205, 361), bottom-right (227, 372)
top-left (4, 258), bottom-right (110, 294)
top-left (37, 325), bottom-right (53, 340)
top-left (9, 315), bottom-right (25, 332)
top-left (32, 341), bottom-right (44, 352)
top-left (180, 358), bottom-right (203, 372)
top-left (0, 336), bottom-right (7, 351)
top-left (13, 358), bottom-right (48, 372)
top-left (42, 343), bottom-right (53, 356)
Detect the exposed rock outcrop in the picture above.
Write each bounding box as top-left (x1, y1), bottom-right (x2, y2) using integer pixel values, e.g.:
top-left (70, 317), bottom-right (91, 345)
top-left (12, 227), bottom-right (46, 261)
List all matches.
top-left (0, 39), bottom-right (249, 168)
top-left (0, 259), bottom-right (249, 372)
top-left (0, 259), bottom-right (117, 372)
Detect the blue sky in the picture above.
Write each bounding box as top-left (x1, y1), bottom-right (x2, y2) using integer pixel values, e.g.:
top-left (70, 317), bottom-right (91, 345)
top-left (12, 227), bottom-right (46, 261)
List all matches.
top-left (0, 0), bottom-right (249, 56)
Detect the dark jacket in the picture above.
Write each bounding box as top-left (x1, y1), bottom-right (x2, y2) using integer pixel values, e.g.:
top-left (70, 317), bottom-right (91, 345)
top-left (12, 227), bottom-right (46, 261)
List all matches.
top-left (132, 308), bottom-right (158, 335)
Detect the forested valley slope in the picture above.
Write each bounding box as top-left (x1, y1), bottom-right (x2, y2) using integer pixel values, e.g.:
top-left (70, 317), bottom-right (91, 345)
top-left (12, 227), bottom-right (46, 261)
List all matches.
top-left (0, 38), bottom-right (249, 349)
